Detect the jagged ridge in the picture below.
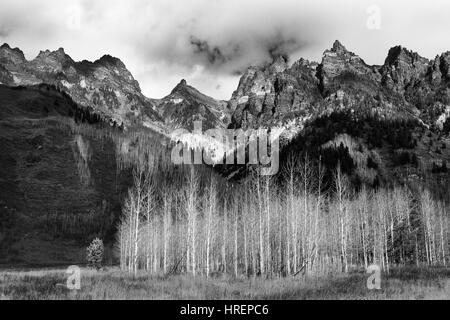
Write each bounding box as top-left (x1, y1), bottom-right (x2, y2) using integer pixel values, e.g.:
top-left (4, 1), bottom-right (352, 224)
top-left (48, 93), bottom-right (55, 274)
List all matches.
top-left (0, 43), bottom-right (161, 127)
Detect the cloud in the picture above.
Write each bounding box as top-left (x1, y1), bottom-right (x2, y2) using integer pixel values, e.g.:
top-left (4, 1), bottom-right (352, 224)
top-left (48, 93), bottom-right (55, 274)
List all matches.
top-left (0, 26), bottom-right (9, 38)
top-left (189, 36), bottom-right (235, 66)
top-left (130, 0), bottom-right (326, 78)
top-left (2, 0), bottom-right (450, 100)
top-left (262, 32), bottom-right (306, 63)
top-left (186, 31), bottom-right (306, 73)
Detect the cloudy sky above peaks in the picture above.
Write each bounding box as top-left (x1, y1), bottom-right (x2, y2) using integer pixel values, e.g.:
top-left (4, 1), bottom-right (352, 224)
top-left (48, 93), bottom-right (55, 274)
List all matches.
top-left (1, 0), bottom-right (450, 99)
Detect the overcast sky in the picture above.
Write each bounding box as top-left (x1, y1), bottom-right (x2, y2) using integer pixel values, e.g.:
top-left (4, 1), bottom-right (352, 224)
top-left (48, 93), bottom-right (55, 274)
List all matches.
top-left (1, 0), bottom-right (450, 100)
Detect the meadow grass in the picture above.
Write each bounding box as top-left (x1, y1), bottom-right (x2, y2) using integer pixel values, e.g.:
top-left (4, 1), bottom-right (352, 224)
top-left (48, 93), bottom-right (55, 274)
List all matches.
top-left (0, 267), bottom-right (448, 300)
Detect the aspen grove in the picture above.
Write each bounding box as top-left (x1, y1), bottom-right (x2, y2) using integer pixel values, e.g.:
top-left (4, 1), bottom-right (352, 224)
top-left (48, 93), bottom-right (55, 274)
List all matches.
top-left (116, 158), bottom-right (449, 278)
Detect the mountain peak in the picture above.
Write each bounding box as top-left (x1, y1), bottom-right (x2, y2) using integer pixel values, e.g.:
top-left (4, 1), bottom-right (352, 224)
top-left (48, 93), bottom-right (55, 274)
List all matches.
top-left (318, 40), bottom-right (372, 89)
top-left (96, 54), bottom-right (123, 67)
top-left (385, 46), bottom-right (408, 64)
top-left (160, 79), bottom-right (229, 129)
top-left (37, 49), bottom-right (51, 57)
top-left (332, 40), bottom-right (347, 53)
top-left (384, 45), bottom-right (428, 66)
top-left (322, 40), bottom-right (354, 59)
top-left (0, 43), bottom-right (11, 50)
top-left (0, 43), bottom-right (25, 55)
top-left (32, 47), bottom-right (74, 68)
top-left (0, 43), bottom-right (26, 66)
top-left (171, 79), bottom-right (188, 93)
top-left (273, 55), bottom-right (288, 64)
top-left (50, 47), bottom-right (68, 59)
top-left (269, 55), bottom-right (288, 73)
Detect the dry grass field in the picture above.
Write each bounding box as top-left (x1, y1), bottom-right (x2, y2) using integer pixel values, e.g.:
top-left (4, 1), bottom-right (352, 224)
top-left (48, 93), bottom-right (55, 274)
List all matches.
top-left (0, 266), bottom-right (449, 300)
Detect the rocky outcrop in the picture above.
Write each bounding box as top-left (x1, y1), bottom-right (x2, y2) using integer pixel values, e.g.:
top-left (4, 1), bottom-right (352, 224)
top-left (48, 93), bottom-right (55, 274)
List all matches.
top-left (0, 64), bottom-right (13, 84)
top-left (229, 55), bottom-right (323, 130)
top-left (318, 40), bottom-right (380, 92)
top-left (380, 46), bottom-right (430, 93)
top-left (0, 43), bottom-right (26, 69)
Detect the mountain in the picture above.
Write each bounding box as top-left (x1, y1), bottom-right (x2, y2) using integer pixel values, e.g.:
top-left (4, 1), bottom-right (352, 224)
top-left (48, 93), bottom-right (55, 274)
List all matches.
top-left (1, 41), bottom-right (448, 187)
top-left (228, 40), bottom-right (417, 130)
top-left (1, 40), bottom-right (449, 266)
top-left (154, 79), bottom-right (229, 130)
top-left (0, 43), bottom-right (161, 127)
top-left (226, 40), bottom-right (450, 186)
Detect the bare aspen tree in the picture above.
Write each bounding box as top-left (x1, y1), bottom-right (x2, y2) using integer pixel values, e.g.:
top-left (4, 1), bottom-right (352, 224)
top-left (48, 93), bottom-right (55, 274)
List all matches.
top-left (243, 213), bottom-right (249, 276)
top-left (127, 193), bottom-right (134, 273)
top-left (186, 193), bottom-right (191, 274)
top-left (382, 194), bottom-right (390, 273)
top-left (334, 163), bottom-right (349, 273)
top-left (265, 176), bottom-right (271, 277)
top-left (145, 179), bottom-right (155, 272)
top-left (293, 193), bottom-right (298, 274)
top-left (276, 197), bottom-right (281, 276)
top-left (243, 183), bottom-right (249, 277)
top-left (313, 157), bottom-right (325, 272)
top-left (437, 202), bottom-right (446, 266)
top-left (234, 202), bottom-right (239, 278)
top-left (223, 200), bottom-right (228, 274)
top-left (187, 166), bottom-right (198, 276)
top-left (421, 190), bottom-right (435, 266)
top-left (250, 193), bottom-right (257, 277)
top-left (132, 168), bottom-right (144, 276)
top-left (206, 178), bottom-right (216, 277)
top-left (284, 155), bottom-right (295, 275)
top-left (358, 187), bottom-right (369, 269)
top-left (299, 154), bottom-right (312, 272)
top-left (256, 175), bottom-right (265, 275)
top-left (163, 192), bottom-right (172, 274)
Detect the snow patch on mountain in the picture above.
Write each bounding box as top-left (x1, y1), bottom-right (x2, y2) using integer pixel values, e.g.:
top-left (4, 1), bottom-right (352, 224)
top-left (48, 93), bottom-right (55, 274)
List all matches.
top-left (171, 98), bottom-right (183, 104)
top-left (61, 80), bottom-right (73, 89)
top-left (436, 106), bottom-right (450, 130)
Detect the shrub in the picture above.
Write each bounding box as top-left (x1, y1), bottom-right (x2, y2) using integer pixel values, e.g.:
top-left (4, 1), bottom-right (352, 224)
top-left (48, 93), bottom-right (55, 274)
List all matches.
top-left (444, 118), bottom-right (450, 134)
top-left (396, 151), bottom-right (412, 166)
top-left (86, 238), bottom-right (104, 270)
top-left (432, 161), bottom-right (448, 174)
